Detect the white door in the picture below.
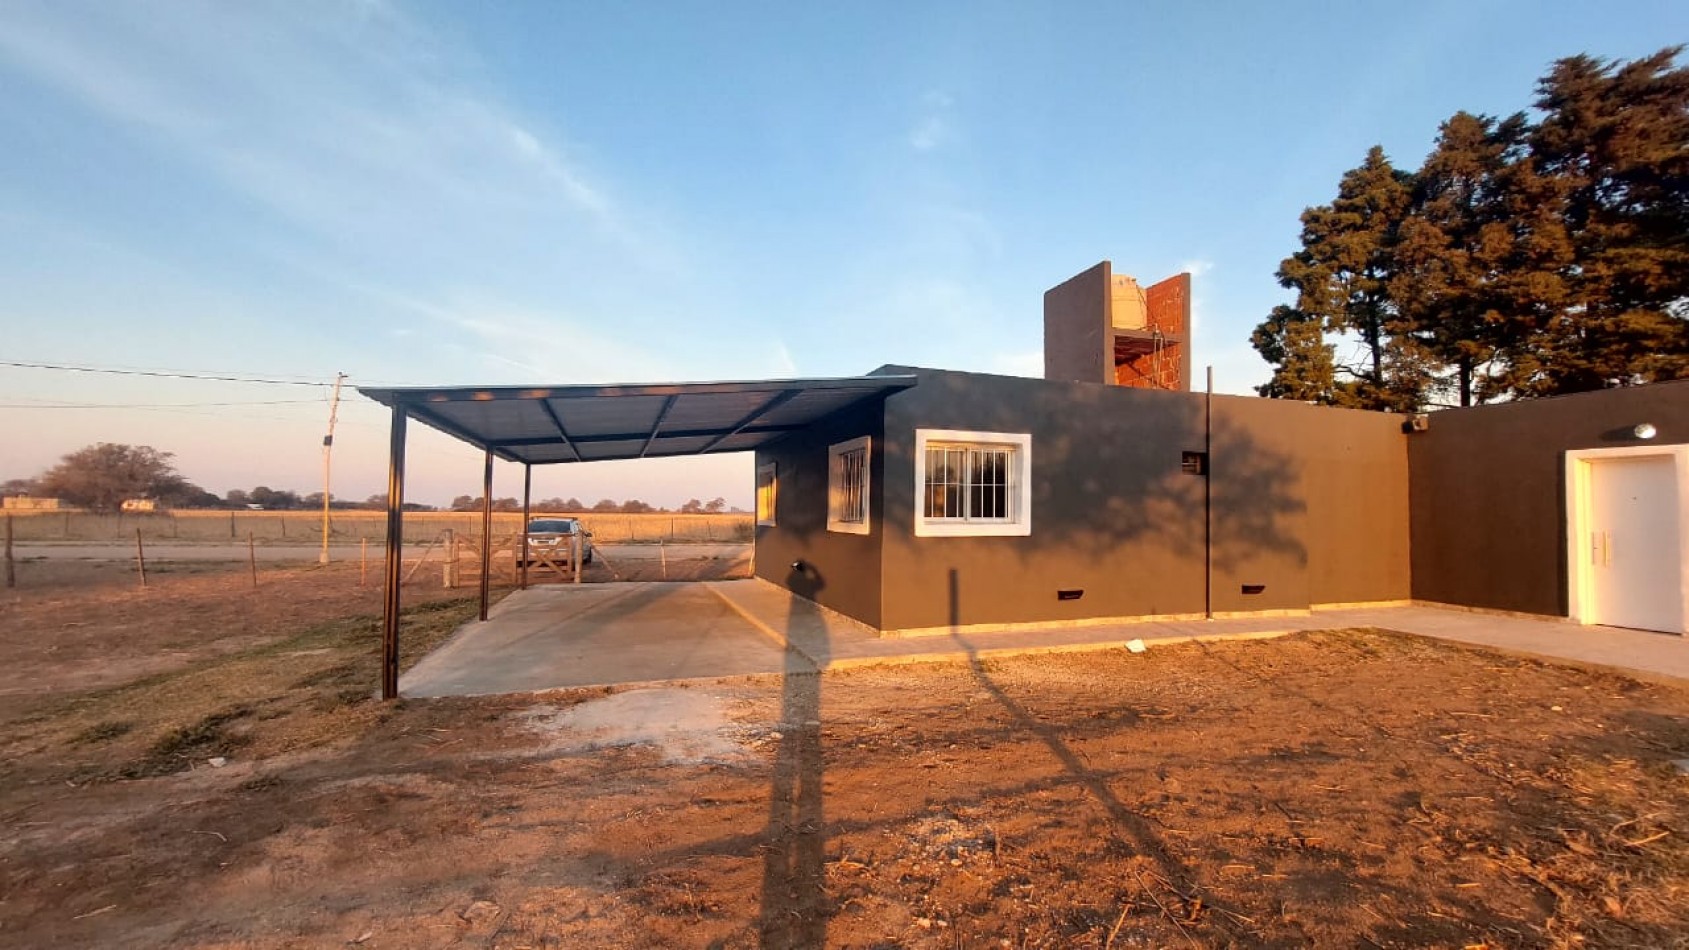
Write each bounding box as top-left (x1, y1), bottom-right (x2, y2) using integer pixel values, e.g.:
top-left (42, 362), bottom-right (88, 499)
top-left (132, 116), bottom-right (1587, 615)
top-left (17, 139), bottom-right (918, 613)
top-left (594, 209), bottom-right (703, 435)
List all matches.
top-left (1585, 455), bottom-right (1682, 633)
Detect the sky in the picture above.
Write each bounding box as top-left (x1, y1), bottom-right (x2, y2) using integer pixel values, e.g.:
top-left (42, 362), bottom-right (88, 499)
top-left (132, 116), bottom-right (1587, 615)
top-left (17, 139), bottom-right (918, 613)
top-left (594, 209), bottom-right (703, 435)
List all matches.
top-left (1, 1), bottom-right (1683, 508)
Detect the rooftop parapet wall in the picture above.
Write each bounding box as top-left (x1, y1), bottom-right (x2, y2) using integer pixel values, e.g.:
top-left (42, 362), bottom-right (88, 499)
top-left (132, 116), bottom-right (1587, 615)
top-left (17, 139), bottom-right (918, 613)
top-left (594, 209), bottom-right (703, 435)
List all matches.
top-left (1044, 262), bottom-right (1191, 391)
top-left (1043, 262), bottom-right (1112, 385)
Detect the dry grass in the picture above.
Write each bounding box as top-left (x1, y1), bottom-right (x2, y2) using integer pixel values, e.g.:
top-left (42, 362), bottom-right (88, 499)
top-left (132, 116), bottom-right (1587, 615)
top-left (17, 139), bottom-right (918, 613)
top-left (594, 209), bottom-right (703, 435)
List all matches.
top-left (1, 595), bottom-right (480, 789)
top-left (6, 509), bottom-right (751, 544)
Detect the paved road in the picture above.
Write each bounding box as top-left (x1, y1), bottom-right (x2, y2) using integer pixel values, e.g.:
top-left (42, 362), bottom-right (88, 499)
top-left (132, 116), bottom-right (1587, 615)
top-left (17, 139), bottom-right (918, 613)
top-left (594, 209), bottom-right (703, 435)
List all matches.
top-left (13, 542), bottom-right (750, 563)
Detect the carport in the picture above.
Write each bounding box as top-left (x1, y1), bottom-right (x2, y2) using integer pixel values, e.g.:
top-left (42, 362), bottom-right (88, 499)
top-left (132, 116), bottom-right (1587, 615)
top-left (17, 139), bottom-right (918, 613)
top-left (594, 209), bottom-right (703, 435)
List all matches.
top-left (358, 375), bottom-right (916, 699)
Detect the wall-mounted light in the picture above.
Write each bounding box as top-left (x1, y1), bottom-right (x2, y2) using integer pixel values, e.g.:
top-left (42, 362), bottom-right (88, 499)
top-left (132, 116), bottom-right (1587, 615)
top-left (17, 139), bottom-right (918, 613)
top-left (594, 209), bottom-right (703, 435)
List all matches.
top-left (1634, 423), bottom-right (1658, 440)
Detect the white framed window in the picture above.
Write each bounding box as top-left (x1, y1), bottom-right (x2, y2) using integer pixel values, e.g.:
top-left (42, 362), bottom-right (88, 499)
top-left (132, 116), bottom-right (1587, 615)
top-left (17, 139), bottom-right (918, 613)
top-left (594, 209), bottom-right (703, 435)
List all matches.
top-left (914, 429), bottom-right (1032, 537)
top-left (827, 436), bottom-right (872, 535)
top-left (756, 462), bottom-right (778, 527)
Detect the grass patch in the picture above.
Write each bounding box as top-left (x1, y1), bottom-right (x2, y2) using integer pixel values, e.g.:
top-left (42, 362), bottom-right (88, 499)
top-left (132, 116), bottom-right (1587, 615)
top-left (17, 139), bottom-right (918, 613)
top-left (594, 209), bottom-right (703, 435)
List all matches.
top-left (149, 705), bottom-right (254, 757)
top-left (71, 720), bottom-right (134, 744)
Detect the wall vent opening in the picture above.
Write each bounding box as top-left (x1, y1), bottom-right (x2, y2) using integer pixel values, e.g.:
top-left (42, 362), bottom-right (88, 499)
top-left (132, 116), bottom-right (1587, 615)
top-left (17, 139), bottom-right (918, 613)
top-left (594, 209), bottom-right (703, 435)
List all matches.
top-left (1181, 451), bottom-right (1208, 475)
top-left (1057, 589), bottom-right (1084, 601)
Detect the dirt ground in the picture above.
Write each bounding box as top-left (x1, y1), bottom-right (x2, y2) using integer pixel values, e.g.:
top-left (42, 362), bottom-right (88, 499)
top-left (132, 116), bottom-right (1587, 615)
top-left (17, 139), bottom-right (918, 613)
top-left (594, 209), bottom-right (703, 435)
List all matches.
top-left (0, 559), bottom-right (475, 715)
top-left (1, 567), bottom-right (1686, 948)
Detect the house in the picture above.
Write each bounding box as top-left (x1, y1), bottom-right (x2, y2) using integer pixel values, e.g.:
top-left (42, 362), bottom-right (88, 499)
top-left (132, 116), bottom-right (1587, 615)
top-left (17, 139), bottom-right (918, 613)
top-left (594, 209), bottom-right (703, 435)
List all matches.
top-left (750, 262), bottom-right (1688, 637)
top-left (360, 261), bottom-right (1688, 700)
top-left (751, 364), bottom-right (1688, 637)
top-left (120, 499), bottom-right (158, 513)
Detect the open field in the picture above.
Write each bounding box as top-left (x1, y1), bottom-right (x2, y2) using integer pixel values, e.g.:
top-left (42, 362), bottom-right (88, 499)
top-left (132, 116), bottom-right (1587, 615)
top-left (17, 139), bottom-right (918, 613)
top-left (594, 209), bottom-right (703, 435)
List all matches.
top-left (2, 566), bottom-right (1687, 947)
top-left (3, 509), bottom-right (753, 545)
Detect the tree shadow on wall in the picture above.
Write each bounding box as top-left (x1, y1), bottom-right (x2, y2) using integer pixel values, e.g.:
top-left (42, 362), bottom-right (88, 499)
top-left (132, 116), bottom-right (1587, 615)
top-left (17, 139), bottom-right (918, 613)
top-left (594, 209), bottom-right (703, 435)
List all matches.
top-left (879, 368), bottom-right (1309, 573)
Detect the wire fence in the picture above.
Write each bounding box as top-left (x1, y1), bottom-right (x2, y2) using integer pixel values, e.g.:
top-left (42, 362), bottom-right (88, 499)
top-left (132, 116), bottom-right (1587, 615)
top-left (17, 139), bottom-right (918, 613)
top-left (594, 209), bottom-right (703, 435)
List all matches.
top-left (3, 510), bottom-right (754, 545)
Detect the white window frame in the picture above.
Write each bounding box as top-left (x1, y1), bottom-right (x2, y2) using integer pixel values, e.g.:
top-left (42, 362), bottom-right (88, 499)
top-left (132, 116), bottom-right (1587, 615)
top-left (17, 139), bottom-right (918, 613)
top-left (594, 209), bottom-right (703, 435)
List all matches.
top-left (827, 435), bottom-right (872, 535)
top-left (914, 428), bottom-right (1032, 537)
top-left (755, 462), bottom-right (778, 527)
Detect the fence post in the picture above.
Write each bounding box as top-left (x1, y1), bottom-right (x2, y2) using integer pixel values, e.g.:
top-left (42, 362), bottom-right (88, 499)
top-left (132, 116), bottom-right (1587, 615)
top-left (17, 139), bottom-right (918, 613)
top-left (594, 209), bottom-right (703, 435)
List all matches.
top-left (659, 540), bottom-right (667, 581)
top-left (360, 537), bottom-right (368, 588)
top-left (4, 513), bottom-right (14, 589)
top-left (573, 531), bottom-right (582, 585)
top-left (443, 529), bottom-right (457, 588)
top-left (135, 528), bottom-right (148, 589)
top-left (230, 510), bottom-right (236, 539)
top-left (248, 531), bottom-right (258, 588)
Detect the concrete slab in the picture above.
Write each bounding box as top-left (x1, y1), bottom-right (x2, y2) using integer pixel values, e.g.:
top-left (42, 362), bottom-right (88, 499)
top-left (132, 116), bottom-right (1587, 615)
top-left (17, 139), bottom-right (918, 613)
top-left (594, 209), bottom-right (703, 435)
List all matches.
top-left (1324, 605), bottom-right (1689, 685)
top-left (402, 579), bottom-right (1689, 698)
top-left (400, 582), bottom-right (812, 697)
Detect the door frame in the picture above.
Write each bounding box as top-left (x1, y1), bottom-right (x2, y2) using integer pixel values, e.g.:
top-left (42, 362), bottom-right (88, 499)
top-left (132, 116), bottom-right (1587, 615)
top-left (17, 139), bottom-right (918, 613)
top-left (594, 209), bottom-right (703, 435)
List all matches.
top-left (1564, 443), bottom-right (1689, 630)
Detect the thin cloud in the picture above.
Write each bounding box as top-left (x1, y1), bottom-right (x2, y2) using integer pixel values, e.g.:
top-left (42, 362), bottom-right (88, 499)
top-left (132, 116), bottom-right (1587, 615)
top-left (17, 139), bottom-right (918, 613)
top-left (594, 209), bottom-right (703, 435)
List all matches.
top-left (909, 115), bottom-right (949, 152)
top-left (0, 2), bottom-right (624, 243)
top-left (908, 89), bottom-right (956, 152)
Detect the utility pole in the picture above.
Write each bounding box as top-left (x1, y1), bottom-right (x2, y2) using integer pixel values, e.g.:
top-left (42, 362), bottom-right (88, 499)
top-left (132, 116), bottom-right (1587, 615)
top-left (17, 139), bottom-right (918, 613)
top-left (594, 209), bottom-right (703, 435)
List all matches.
top-left (319, 372), bottom-right (347, 565)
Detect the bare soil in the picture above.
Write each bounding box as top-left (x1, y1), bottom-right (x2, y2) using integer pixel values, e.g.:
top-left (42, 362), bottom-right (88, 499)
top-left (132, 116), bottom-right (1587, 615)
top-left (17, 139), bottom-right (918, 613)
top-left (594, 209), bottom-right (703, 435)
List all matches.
top-left (0, 559), bottom-right (472, 714)
top-left (1, 568), bottom-right (1686, 949)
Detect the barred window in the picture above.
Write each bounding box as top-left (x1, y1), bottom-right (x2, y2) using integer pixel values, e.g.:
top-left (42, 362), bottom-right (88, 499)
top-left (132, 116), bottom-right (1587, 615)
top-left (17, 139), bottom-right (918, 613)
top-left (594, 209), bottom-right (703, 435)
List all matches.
top-left (827, 436), bottom-right (871, 534)
top-left (914, 430), bottom-right (1032, 537)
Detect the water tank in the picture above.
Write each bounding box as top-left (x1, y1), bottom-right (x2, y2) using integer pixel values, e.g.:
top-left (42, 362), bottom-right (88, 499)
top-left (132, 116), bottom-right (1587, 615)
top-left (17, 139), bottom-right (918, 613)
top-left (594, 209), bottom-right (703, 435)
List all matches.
top-left (1111, 275), bottom-right (1148, 330)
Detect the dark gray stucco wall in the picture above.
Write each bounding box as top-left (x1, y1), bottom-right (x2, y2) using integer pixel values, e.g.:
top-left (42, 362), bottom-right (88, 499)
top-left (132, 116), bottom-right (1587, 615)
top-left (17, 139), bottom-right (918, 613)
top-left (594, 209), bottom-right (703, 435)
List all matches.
top-left (1408, 380), bottom-right (1689, 616)
top-left (752, 399), bottom-right (885, 628)
top-left (871, 368), bottom-right (1411, 631)
top-left (1211, 395), bottom-right (1412, 610)
top-left (1043, 262), bottom-right (1111, 385)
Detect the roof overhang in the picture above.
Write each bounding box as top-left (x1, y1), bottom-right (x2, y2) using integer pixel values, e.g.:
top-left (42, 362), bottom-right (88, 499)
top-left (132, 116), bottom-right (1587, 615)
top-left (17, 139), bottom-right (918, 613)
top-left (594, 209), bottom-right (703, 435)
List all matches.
top-left (358, 375), bottom-right (917, 465)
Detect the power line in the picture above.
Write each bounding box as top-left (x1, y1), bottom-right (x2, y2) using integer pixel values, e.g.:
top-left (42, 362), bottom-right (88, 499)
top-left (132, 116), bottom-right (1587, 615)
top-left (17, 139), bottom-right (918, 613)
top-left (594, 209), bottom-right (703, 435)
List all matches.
top-left (0, 398), bottom-right (326, 409)
top-left (0, 360), bottom-right (333, 387)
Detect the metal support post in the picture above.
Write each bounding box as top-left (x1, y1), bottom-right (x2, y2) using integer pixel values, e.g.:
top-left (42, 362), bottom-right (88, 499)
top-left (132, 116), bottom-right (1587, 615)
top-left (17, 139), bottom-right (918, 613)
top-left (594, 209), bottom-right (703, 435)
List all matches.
top-left (479, 448), bottom-right (493, 621)
top-left (520, 463), bottom-right (532, 591)
top-left (381, 406), bottom-right (408, 700)
top-left (1204, 365), bottom-right (1213, 621)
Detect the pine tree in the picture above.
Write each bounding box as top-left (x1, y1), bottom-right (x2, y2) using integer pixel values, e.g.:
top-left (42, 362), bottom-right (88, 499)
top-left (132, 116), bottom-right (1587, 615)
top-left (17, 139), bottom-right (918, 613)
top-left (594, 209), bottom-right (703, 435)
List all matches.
top-left (1253, 147), bottom-right (1427, 410)
top-left (1390, 112), bottom-right (1543, 406)
top-left (1523, 47), bottom-right (1689, 393)
top-left (1250, 305), bottom-right (1337, 401)
top-left (1255, 47), bottom-right (1686, 409)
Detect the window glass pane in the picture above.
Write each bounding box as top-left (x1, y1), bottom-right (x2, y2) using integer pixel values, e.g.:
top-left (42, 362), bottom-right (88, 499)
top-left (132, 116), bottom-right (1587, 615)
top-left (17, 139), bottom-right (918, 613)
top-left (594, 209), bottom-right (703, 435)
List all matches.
top-left (756, 466), bottom-right (776, 524)
top-left (835, 448), bottom-right (865, 523)
top-left (968, 448), bottom-right (1009, 520)
top-left (926, 445), bottom-right (963, 519)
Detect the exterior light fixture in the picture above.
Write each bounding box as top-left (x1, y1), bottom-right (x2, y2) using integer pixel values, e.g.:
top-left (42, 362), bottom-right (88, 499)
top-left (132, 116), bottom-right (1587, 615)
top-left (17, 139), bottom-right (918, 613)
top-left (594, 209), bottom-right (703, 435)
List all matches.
top-left (1634, 423), bottom-right (1658, 440)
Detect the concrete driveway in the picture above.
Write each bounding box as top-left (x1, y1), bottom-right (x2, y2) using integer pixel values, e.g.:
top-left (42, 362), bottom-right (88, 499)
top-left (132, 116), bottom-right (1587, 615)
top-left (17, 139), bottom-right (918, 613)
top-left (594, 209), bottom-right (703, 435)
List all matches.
top-left (400, 580), bottom-right (1689, 698)
top-left (400, 580), bottom-right (870, 697)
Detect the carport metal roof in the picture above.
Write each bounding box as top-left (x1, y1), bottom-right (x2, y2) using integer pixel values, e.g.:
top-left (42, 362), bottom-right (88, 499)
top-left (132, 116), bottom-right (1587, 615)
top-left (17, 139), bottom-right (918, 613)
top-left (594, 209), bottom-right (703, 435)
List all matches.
top-left (358, 375), bottom-right (917, 464)
top-left (363, 373), bottom-right (918, 700)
